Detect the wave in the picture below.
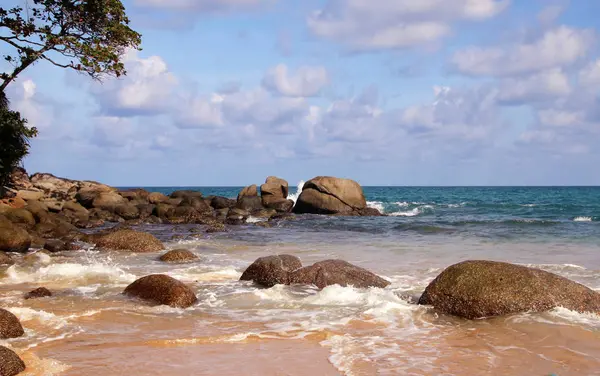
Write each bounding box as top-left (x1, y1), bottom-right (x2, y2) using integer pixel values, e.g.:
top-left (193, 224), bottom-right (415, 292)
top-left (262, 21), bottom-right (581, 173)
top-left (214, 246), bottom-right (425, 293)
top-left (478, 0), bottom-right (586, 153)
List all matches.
top-left (389, 205), bottom-right (434, 217)
top-left (574, 216), bottom-right (593, 222)
top-left (287, 180), bottom-right (305, 203)
top-left (6, 261), bottom-right (136, 286)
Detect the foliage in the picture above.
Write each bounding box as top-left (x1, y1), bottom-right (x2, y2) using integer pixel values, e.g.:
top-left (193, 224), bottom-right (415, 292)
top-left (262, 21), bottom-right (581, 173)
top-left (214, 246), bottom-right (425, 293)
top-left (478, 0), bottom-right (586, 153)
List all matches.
top-left (0, 91), bottom-right (37, 193)
top-left (0, 0), bottom-right (142, 91)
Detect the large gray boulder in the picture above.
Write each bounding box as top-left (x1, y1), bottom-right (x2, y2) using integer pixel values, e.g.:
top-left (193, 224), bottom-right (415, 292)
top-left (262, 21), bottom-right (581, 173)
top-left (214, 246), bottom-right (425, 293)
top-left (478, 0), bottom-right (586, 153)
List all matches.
top-left (418, 260), bottom-right (600, 319)
top-left (292, 176), bottom-right (368, 215)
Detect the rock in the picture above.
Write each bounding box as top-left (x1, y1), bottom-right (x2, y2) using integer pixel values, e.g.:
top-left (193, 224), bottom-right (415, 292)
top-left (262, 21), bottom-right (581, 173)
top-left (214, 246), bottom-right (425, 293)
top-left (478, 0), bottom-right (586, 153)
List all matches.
top-left (2, 208), bottom-right (35, 227)
top-left (264, 198), bottom-right (294, 213)
top-left (357, 207), bottom-right (383, 216)
top-left (34, 213), bottom-right (79, 239)
top-left (153, 203), bottom-right (174, 219)
top-left (136, 204), bottom-right (155, 219)
top-left (148, 192), bottom-right (168, 204)
top-left (118, 188), bottom-right (150, 201)
top-left (0, 197), bottom-right (26, 209)
top-left (63, 201), bottom-right (88, 214)
top-left (240, 255), bottom-right (303, 287)
top-left (0, 251), bottom-right (14, 266)
top-left (24, 201), bottom-right (48, 221)
top-left (124, 274), bottom-right (198, 308)
top-left (9, 167), bottom-right (32, 190)
top-left (0, 308), bottom-right (24, 339)
top-left (92, 191), bottom-right (127, 211)
top-left (170, 190), bottom-right (203, 200)
top-left (237, 184), bottom-right (258, 201)
top-left (293, 176), bottom-right (367, 215)
top-left (261, 176), bottom-right (289, 207)
top-left (114, 204), bottom-right (140, 220)
top-left (24, 287), bottom-right (52, 299)
top-left (255, 221), bottom-right (272, 228)
top-left (43, 239), bottom-right (76, 253)
top-left (159, 249), bottom-right (198, 263)
top-left (254, 208), bottom-right (277, 219)
top-left (210, 196), bottom-right (236, 210)
top-left (168, 206), bottom-right (204, 224)
top-left (226, 208), bottom-right (250, 225)
top-left (61, 201), bottom-right (90, 226)
top-left (0, 346), bottom-right (26, 376)
top-left (30, 173), bottom-right (77, 198)
top-left (236, 196), bottom-right (263, 212)
top-left (206, 223), bottom-right (226, 233)
top-left (289, 260), bottom-right (390, 289)
top-left (418, 260), bottom-right (600, 319)
top-left (93, 230), bottom-right (164, 252)
top-left (42, 198), bottom-right (63, 212)
top-left (0, 224), bottom-right (31, 253)
top-left (89, 208), bottom-right (121, 223)
top-left (75, 186), bottom-right (111, 208)
top-left (16, 189), bottom-right (44, 201)
top-left (179, 197), bottom-right (212, 214)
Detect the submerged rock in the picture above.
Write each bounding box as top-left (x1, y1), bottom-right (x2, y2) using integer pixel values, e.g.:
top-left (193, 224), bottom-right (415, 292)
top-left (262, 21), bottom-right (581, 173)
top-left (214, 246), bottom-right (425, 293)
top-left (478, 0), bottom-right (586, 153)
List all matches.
top-left (0, 308), bottom-right (24, 339)
top-left (24, 287), bottom-right (52, 300)
top-left (124, 274), bottom-right (198, 308)
top-left (418, 260), bottom-right (600, 319)
top-left (240, 255), bottom-right (303, 287)
top-left (93, 229), bottom-right (164, 252)
top-left (0, 346), bottom-right (26, 376)
top-left (289, 260), bottom-right (390, 289)
top-left (292, 176), bottom-right (368, 215)
top-left (159, 249), bottom-right (198, 263)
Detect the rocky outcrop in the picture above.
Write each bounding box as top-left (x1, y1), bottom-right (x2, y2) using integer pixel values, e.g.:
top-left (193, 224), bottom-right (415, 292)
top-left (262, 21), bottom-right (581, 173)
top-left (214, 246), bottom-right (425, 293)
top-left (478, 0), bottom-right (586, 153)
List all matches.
top-left (0, 346), bottom-right (26, 376)
top-left (25, 287), bottom-right (52, 299)
top-left (418, 260), bottom-right (600, 319)
top-left (240, 255), bottom-right (302, 287)
top-left (91, 191), bottom-right (127, 212)
top-left (237, 185), bottom-right (258, 201)
top-left (210, 196), bottom-right (236, 209)
top-left (0, 221), bottom-right (31, 253)
top-left (93, 230), bottom-right (164, 252)
top-left (148, 192), bottom-right (168, 204)
top-left (293, 176), bottom-right (370, 215)
top-left (124, 274), bottom-right (198, 308)
top-left (159, 249), bottom-right (198, 263)
top-left (236, 196), bottom-right (263, 212)
top-left (260, 176), bottom-right (289, 208)
top-left (0, 309), bottom-right (24, 339)
top-left (170, 190), bottom-right (203, 200)
top-left (289, 260), bottom-right (390, 289)
top-left (1, 208), bottom-right (35, 227)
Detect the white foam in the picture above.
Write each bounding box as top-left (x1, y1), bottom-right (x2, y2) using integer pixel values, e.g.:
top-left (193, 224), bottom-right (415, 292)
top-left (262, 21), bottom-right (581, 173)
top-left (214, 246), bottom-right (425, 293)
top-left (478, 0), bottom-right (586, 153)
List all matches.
top-left (548, 307), bottom-right (600, 327)
top-left (171, 266), bottom-right (241, 282)
top-left (287, 180), bottom-right (305, 203)
top-left (390, 208), bottom-right (421, 217)
top-left (5, 262), bottom-right (136, 285)
top-left (8, 307), bottom-right (68, 329)
top-left (246, 216), bottom-right (266, 224)
top-left (394, 202), bottom-right (409, 207)
top-left (574, 216), bottom-right (593, 222)
top-left (367, 201), bottom-right (385, 212)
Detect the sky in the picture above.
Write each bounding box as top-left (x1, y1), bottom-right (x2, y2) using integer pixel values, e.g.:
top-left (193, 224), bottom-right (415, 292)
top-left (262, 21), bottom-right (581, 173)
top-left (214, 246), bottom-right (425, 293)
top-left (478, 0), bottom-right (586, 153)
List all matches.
top-left (2, 0), bottom-right (600, 186)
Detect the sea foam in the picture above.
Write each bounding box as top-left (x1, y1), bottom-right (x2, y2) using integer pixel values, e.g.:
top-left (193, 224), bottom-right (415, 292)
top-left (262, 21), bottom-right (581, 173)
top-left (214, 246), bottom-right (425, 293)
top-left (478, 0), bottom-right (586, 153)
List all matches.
top-left (287, 180), bottom-right (305, 203)
top-left (574, 216), bottom-right (593, 222)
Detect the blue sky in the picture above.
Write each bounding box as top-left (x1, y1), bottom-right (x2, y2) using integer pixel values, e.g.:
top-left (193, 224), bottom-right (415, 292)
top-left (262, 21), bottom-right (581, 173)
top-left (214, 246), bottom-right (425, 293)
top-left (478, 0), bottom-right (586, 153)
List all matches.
top-left (3, 0), bottom-right (600, 186)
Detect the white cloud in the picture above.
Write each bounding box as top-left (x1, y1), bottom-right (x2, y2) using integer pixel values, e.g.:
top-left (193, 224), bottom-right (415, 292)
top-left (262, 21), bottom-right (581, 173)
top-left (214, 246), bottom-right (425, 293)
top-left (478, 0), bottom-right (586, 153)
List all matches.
top-left (537, 109), bottom-right (584, 127)
top-left (91, 50), bottom-right (178, 116)
top-left (8, 79), bottom-right (54, 131)
top-left (307, 0), bottom-right (508, 50)
top-left (497, 68), bottom-right (571, 104)
top-left (262, 64), bottom-right (329, 97)
top-left (134, 0), bottom-right (267, 11)
top-left (579, 59), bottom-right (600, 89)
top-left (176, 94), bottom-right (224, 129)
top-left (452, 26), bottom-right (595, 76)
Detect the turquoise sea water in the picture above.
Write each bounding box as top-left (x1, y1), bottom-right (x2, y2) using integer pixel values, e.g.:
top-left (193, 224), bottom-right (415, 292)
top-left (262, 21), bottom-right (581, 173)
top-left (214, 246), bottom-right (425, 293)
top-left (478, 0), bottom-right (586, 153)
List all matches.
top-left (119, 186), bottom-right (600, 244)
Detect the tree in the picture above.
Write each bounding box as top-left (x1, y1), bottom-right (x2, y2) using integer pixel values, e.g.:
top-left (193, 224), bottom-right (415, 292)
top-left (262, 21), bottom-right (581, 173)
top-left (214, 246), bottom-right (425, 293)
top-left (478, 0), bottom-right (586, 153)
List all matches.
top-left (0, 0), bottom-right (142, 92)
top-left (0, 91), bottom-right (37, 194)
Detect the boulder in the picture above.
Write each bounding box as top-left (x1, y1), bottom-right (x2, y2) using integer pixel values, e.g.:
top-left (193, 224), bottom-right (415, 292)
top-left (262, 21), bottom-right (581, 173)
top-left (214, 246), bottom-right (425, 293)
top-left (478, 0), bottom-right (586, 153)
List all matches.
top-left (0, 224), bottom-right (31, 253)
top-left (210, 196), bottom-right (236, 210)
top-left (0, 346), bottom-right (26, 376)
top-left (418, 260), bottom-right (600, 319)
top-left (43, 239), bottom-right (77, 253)
top-left (25, 287), bottom-right (52, 299)
top-left (260, 176), bottom-right (289, 207)
top-left (292, 176), bottom-right (367, 215)
top-left (179, 197), bottom-right (212, 214)
top-left (236, 196), bottom-right (263, 212)
top-left (30, 173), bottom-right (78, 200)
top-left (9, 167), bottom-right (32, 190)
top-left (159, 249), bottom-right (198, 263)
top-left (136, 204), bottom-right (156, 219)
top-left (118, 188), bottom-right (150, 201)
top-left (168, 206), bottom-right (204, 224)
top-left (16, 189), bottom-right (44, 201)
top-left (114, 204), bottom-right (140, 220)
top-left (264, 198), bottom-right (294, 213)
top-left (148, 192), bottom-right (168, 204)
top-left (61, 201), bottom-right (90, 225)
top-left (0, 308), bottom-right (24, 339)
top-left (41, 198), bottom-right (63, 212)
top-left (237, 184), bottom-right (258, 201)
top-left (124, 274), bottom-right (198, 308)
top-left (92, 191), bottom-right (127, 211)
top-left (0, 197), bottom-right (26, 209)
top-left (240, 254), bottom-right (303, 287)
top-left (75, 186), bottom-right (112, 208)
top-left (226, 208), bottom-right (250, 225)
top-left (0, 251), bottom-right (14, 266)
top-left (2, 208), bottom-right (35, 227)
top-left (93, 230), bottom-right (164, 253)
top-left (254, 208), bottom-right (277, 219)
top-left (289, 260), bottom-right (390, 289)
top-left (153, 203), bottom-right (174, 219)
top-left (206, 223), bottom-right (226, 233)
top-left (170, 190), bottom-right (203, 200)
top-left (24, 201), bottom-right (48, 221)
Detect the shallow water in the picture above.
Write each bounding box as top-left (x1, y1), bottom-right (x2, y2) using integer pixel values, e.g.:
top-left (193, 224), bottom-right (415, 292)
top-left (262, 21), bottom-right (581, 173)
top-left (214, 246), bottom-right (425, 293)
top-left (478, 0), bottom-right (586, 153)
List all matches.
top-left (2, 185), bottom-right (600, 375)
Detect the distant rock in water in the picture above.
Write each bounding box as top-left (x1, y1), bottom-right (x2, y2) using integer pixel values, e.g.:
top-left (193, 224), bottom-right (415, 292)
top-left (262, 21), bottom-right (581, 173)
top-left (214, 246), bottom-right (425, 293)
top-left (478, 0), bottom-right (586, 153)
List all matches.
top-left (293, 176), bottom-right (379, 216)
top-left (124, 274), bottom-right (198, 308)
top-left (419, 260), bottom-right (600, 319)
top-left (0, 345), bottom-right (26, 376)
top-left (25, 287), bottom-right (52, 300)
top-left (159, 249), bottom-right (198, 263)
top-left (289, 260), bottom-right (390, 289)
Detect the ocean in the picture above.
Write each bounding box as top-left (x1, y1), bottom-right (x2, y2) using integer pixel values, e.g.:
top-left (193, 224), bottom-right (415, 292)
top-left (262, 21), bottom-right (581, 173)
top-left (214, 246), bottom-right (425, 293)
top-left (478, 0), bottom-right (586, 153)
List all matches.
top-left (2, 184), bottom-right (600, 375)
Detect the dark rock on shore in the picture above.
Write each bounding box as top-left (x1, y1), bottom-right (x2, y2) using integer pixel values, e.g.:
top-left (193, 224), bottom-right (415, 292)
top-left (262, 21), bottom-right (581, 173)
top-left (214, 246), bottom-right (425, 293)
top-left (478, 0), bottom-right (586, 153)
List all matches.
top-left (124, 274), bottom-right (198, 308)
top-left (25, 287), bottom-right (52, 299)
top-left (0, 308), bottom-right (24, 339)
top-left (289, 260), bottom-right (390, 289)
top-left (170, 190), bottom-right (203, 200)
top-left (0, 346), bottom-right (26, 376)
top-left (264, 198), bottom-right (294, 213)
top-left (114, 204), bottom-right (140, 220)
top-left (293, 176), bottom-right (373, 215)
top-left (237, 185), bottom-right (258, 201)
top-left (93, 229), bottom-right (164, 252)
top-left (210, 196), bottom-right (236, 209)
top-left (418, 260), bottom-right (600, 319)
top-left (159, 249), bottom-right (198, 263)
top-left (240, 255), bottom-right (303, 287)
top-left (236, 196), bottom-right (263, 212)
